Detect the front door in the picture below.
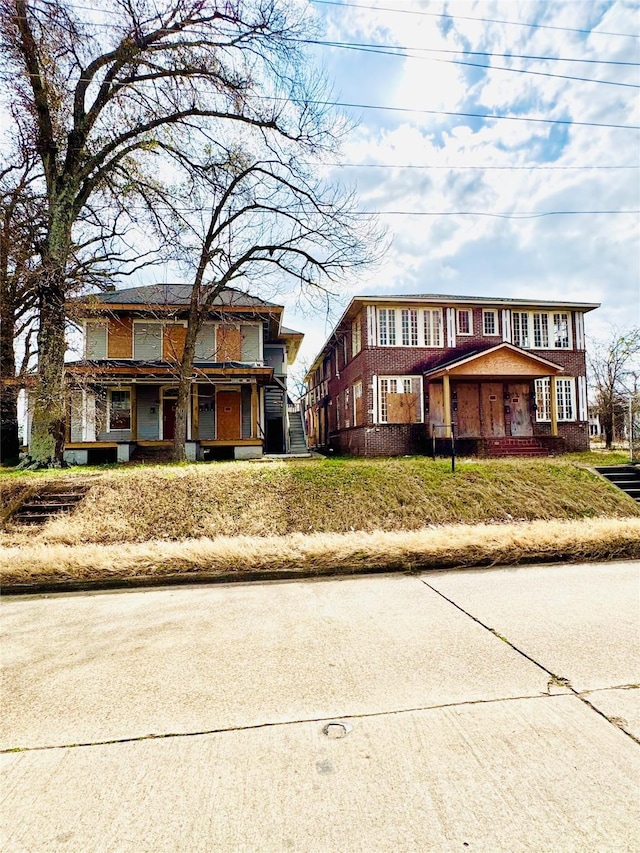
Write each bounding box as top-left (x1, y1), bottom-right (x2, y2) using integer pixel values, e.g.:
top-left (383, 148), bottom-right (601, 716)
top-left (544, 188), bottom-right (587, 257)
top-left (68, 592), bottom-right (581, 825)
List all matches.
top-left (163, 395), bottom-right (177, 440)
top-left (509, 382), bottom-right (533, 436)
top-left (480, 383), bottom-right (506, 437)
top-left (455, 383), bottom-right (481, 437)
top-left (217, 390), bottom-right (241, 440)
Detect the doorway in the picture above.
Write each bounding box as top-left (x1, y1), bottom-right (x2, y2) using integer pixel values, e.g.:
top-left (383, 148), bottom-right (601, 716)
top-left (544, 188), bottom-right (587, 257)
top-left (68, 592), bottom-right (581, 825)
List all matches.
top-left (216, 389), bottom-right (241, 440)
top-left (162, 388), bottom-right (178, 440)
top-left (508, 382), bottom-right (533, 436)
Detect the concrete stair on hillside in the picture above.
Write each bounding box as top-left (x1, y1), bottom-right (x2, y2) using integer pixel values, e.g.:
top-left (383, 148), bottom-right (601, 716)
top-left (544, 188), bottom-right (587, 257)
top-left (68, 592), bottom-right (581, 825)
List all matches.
top-left (12, 487), bottom-right (88, 525)
top-left (595, 465), bottom-right (640, 503)
top-left (481, 437), bottom-right (562, 457)
top-left (288, 410), bottom-right (309, 455)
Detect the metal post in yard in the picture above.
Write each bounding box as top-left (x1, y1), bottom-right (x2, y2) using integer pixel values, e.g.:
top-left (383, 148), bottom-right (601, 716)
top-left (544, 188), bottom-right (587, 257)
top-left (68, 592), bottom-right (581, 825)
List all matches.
top-left (450, 425), bottom-right (455, 473)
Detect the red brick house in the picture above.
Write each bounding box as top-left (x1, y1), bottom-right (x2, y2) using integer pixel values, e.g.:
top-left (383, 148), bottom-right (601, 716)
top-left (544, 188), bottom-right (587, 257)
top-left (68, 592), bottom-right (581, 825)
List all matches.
top-left (304, 295), bottom-right (598, 457)
top-left (29, 285), bottom-right (304, 464)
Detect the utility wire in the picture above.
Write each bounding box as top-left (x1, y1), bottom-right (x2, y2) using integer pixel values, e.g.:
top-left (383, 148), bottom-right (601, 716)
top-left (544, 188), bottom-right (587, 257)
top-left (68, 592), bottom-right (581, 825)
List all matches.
top-left (266, 96), bottom-right (640, 130)
top-left (310, 0), bottom-right (640, 40)
top-left (299, 39), bottom-right (640, 89)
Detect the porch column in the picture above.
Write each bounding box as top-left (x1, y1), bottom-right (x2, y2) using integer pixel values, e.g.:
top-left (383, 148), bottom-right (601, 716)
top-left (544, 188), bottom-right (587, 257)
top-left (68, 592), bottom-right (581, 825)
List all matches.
top-left (191, 383), bottom-right (199, 440)
top-left (442, 373), bottom-right (452, 438)
top-left (550, 375), bottom-right (558, 437)
top-left (130, 384), bottom-right (137, 441)
top-left (251, 381), bottom-right (259, 439)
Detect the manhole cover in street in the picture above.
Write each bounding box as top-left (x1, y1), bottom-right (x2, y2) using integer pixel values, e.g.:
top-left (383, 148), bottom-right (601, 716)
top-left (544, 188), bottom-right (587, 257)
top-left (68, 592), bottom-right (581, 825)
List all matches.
top-left (322, 721), bottom-right (352, 739)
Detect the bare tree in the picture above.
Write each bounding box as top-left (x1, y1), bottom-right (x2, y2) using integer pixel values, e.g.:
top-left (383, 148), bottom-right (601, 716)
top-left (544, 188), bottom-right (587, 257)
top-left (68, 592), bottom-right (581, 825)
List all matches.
top-left (163, 155), bottom-right (379, 461)
top-left (1, 0), bottom-right (340, 465)
top-left (0, 151), bottom-right (41, 462)
top-left (588, 327), bottom-right (640, 449)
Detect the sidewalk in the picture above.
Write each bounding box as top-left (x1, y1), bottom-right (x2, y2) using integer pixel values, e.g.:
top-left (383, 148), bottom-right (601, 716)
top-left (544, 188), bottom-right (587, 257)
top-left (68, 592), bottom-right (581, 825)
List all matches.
top-left (1, 561), bottom-right (639, 851)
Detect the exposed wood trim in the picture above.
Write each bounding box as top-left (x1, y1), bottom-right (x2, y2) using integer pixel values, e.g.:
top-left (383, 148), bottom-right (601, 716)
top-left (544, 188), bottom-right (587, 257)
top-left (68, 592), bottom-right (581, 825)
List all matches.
top-left (251, 383), bottom-right (258, 439)
top-left (550, 376), bottom-right (559, 437)
top-left (443, 374), bottom-right (452, 438)
top-left (199, 439), bottom-right (262, 447)
top-left (65, 442), bottom-right (118, 449)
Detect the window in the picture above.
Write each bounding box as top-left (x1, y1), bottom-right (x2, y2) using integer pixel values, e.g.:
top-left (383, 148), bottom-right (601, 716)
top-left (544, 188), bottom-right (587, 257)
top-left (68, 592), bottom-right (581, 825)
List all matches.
top-left (378, 308), bottom-right (396, 346)
top-left (423, 309), bottom-right (443, 347)
top-left (133, 322), bottom-right (162, 360)
top-left (457, 309), bottom-right (472, 335)
top-left (554, 313), bottom-right (570, 348)
top-left (344, 387), bottom-right (350, 428)
top-left (108, 389), bottom-right (131, 430)
top-left (535, 378), bottom-right (576, 422)
top-left (85, 322), bottom-right (108, 359)
top-left (533, 313), bottom-right (549, 348)
top-left (512, 312), bottom-right (530, 348)
top-left (401, 309), bottom-right (419, 346)
top-left (377, 376), bottom-right (422, 424)
top-left (513, 311), bottom-right (571, 349)
top-left (483, 310), bottom-right (498, 336)
top-left (351, 316), bottom-right (362, 356)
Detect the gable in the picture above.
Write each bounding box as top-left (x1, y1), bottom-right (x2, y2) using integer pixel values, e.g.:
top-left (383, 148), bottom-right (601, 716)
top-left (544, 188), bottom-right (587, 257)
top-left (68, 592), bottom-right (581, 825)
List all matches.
top-left (447, 347), bottom-right (561, 377)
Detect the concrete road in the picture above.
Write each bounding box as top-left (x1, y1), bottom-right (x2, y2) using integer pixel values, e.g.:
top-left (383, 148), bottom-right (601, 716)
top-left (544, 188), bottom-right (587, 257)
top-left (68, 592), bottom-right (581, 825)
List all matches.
top-left (1, 561), bottom-right (639, 852)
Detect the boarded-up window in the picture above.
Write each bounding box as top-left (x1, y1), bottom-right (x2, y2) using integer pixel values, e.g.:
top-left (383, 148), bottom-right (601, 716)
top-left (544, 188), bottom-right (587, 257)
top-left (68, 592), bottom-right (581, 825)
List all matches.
top-left (240, 325), bottom-right (261, 362)
top-left (353, 381), bottom-right (363, 426)
top-left (378, 376), bottom-right (422, 424)
top-left (163, 324), bottom-right (187, 362)
top-left (195, 324), bottom-right (216, 361)
top-left (108, 317), bottom-right (133, 358)
top-left (85, 323), bottom-right (107, 359)
top-left (217, 324), bottom-right (241, 361)
top-left (133, 323), bottom-right (162, 360)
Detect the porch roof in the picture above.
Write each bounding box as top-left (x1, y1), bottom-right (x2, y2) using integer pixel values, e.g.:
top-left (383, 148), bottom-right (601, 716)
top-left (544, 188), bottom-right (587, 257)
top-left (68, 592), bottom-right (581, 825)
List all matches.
top-left (423, 343), bottom-right (565, 380)
top-left (65, 360), bottom-right (274, 383)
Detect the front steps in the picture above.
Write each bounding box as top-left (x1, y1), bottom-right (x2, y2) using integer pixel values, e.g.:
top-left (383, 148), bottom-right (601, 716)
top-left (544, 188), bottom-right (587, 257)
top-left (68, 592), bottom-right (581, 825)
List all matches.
top-left (595, 465), bottom-right (640, 503)
top-left (11, 485), bottom-right (88, 525)
top-left (480, 437), bottom-right (565, 457)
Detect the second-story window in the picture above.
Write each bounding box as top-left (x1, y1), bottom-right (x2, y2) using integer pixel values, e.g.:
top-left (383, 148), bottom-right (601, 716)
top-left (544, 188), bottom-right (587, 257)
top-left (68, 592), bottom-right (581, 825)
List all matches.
top-left (533, 313), bottom-right (550, 348)
top-left (457, 309), bottom-right (472, 335)
top-left (512, 312), bottom-right (530, 348)
top-left (483, 310), bottom-right (498, 336)
top-left (133, 322), bottom-right (162, 360)
top-left (401, 309), bottom-right (419, 346)
top-left (351, 315), bottom-right (362, 356)
top-left (378, 308), bottom-right (397, 346)
top-left (423, 310), bottom-right (443, 347)
top-left (554, 313), bottom-right (570, 348)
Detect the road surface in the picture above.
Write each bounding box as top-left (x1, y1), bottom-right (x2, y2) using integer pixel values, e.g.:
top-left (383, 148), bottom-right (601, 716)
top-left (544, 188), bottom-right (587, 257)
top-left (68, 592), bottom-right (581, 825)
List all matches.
top-left (1, 561), bottom-right (639, 852)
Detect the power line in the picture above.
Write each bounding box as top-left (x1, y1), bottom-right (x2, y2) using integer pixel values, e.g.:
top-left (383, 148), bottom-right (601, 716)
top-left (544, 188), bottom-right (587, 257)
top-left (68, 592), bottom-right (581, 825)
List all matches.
top-left (298, 39), bottom-right (640, 67)
top-left (300, 39), bottom-right (640, 89)
top-left (310, 0), bottom-right (640, 40)
top-left (270, 97), bottom-right (640, 130)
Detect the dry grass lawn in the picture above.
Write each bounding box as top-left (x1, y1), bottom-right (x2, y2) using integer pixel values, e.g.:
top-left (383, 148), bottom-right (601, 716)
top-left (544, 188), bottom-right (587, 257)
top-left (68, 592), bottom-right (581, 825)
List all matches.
top-left (1, 454), bottom-right (638, 588)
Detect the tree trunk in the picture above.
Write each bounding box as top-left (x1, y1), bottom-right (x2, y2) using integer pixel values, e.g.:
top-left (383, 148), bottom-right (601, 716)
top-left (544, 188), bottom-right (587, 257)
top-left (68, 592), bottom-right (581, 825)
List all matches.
top-left (0, 292), bottom-right (20, 463)
top-left (171, 317), bottom-right (199, 462)
top-left (28, 278), bottom-right (67, 465)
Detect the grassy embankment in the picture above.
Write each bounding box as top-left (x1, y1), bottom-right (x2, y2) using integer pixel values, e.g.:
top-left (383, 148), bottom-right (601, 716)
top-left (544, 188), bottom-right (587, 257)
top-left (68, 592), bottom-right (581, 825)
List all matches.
top-left (1, 451), bottom-right (639, 588)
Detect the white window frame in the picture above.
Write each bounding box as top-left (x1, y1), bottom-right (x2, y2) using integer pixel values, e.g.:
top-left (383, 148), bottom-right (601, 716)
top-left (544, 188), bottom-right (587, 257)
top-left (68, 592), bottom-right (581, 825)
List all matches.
top-left (535, 378), bottom-right (576, 422)
top-left (377, 306), bottom-right (444, 348)
top-left (482, 310), bottom-right (499, 336)
top-left (513, 311), bottom-right (572, 350)
top-left (107, 388), bottom-right (132, 432)
top-left (351, 316), bottom-right (362, 357)
top-left (377, 375), bottom-right (423, 424)
top-left (457, 309), bottom-right (473, 336)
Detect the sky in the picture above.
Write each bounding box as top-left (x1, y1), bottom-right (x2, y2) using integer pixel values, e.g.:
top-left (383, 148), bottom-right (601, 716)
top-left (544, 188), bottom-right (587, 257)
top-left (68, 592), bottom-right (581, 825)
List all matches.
top-left (273, 0), bottom-right (640, 375)
top-left (3, 0), bottom-right (638, 379)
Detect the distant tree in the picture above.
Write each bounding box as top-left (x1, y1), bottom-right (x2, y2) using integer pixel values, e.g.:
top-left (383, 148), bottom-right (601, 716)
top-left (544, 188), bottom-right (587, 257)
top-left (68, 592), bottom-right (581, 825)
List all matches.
top-left (0, 0), bottom-right (344, 465)
top-left (588, 327), bottom-right (640, 449)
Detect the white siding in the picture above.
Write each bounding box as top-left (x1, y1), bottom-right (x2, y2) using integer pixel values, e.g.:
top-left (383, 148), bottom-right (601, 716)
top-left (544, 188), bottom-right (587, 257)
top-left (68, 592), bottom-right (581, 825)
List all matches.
top-left (195, 324), bottom-right (216, 361)
top-left (502, 309), bottom-right (512, 343)
top-left (134, 323), bottom-right (162, 361)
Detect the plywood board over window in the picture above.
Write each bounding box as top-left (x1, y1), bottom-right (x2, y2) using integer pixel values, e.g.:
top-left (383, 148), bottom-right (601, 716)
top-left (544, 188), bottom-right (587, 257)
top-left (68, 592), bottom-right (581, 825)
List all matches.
top-left (217, 324), bottom-right (242, 361)
top-left (387, 392), bottom-right (419, 423)
top-left (163, 324), bottom-right (187, 362)
top-left (455, 383), bottom-right (480, 437)
top-left (108, 316), bottom-right (133, 358)
top-left (480, 383), bottom-right (505, 437)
